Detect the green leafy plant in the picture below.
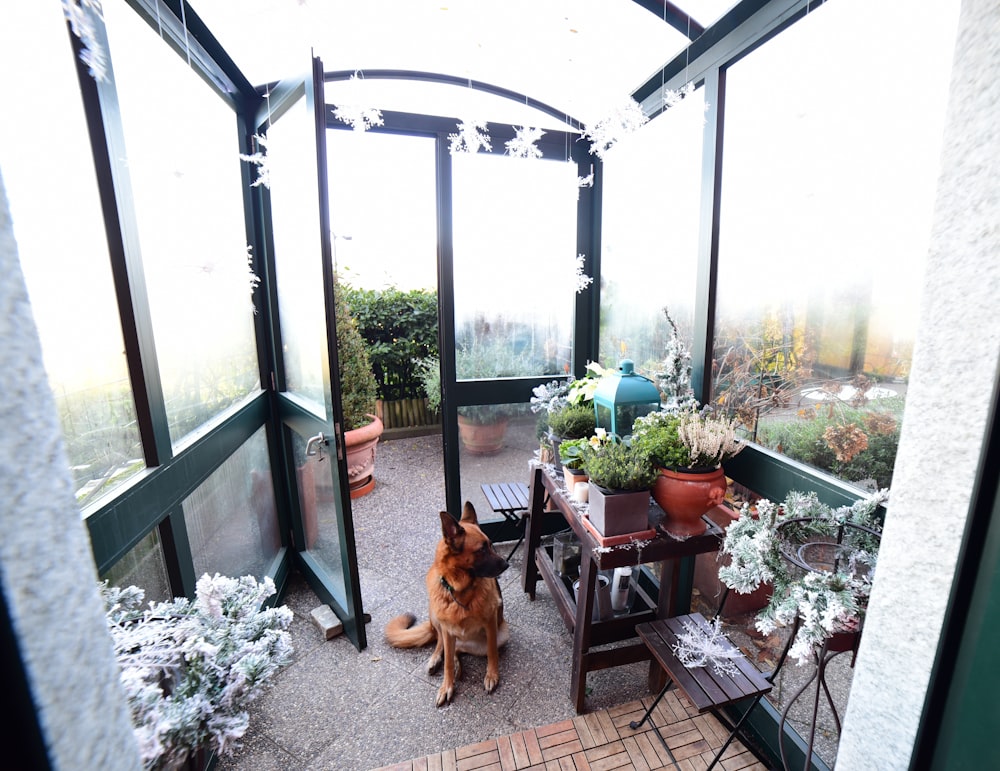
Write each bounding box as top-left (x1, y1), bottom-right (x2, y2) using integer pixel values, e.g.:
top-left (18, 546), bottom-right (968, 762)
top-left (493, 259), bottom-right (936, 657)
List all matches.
top-left (416, 356), bottom-right (441, 413)
top-left (102, 574), bottom-right (294, 770)
top-left (581, 432), bottom-right (658, 491)
top-left (334, 278), bottom-right (378, 430)
top-left (558, 437), bottom-right (590, 470)
top-left (633, 409), bottom-right (745, 469)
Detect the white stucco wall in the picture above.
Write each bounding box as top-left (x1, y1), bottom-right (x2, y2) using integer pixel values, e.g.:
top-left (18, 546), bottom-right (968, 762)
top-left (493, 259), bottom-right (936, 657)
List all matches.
top-left (0, 174), bottom-right (141, 768)
top-left (837, 2), bottom-right (1000, 768)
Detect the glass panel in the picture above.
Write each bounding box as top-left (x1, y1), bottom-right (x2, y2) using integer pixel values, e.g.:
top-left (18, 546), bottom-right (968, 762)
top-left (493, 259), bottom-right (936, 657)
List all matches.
top-left (183, 427), bottom-right (281, 580)
top-left (269, 89), bottom-right (327, 406)
top-left (599, 90), bottom-right (705, 379)
top-left (99, 529), bottom-right (172, 604)
top-left (453, 153), bottom-right (579, 379)
top-left (457, 403), bottom-right (537, 524)
top-left (713, 0), bottom-right (958, 493)
top-left (327, 131), bottom-right (437, 292)
top-left (291, 433), bottom-right (347, 600)
top-left (103, 2), bottom-right (261, 445)
top-left (0, 3), bottom-right (143, 507)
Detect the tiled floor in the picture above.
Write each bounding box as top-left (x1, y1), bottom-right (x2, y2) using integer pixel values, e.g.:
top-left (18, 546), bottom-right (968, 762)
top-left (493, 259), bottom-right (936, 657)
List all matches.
top-left (375, 693), bottom-right (767, 771)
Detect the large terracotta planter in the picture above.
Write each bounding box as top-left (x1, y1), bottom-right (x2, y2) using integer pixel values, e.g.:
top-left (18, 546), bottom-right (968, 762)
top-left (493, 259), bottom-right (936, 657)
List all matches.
top-left (345, 414), bottom-right (383, 499)
top-left (457, 415), bottom-right (508, 455)
top-left (653, 466), bottom-right (727, 537)
top-left (587, 482), bottom-right (651, 537)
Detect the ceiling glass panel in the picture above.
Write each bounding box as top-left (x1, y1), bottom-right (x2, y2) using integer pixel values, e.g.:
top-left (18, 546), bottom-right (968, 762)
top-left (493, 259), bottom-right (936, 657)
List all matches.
top-left (189, 0), bottom-right (726, 125)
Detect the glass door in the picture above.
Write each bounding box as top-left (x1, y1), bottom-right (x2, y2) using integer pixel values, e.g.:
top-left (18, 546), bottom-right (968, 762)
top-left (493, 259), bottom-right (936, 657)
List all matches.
top-left (259, 57), bottom-right (366, 648)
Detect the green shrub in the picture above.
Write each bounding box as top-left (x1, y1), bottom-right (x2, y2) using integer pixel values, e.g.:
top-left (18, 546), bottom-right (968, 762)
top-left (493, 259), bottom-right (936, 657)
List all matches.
top-left (334, 279), bottom-right (378, 430)
top-left (340, 284), bottom-right (438, 401)
top-left (548, 403), bottom-right (597, 439)
top-left (632, 413), bottom-right (690, 469)
top-left (582, 437), bottom-right (658, 491)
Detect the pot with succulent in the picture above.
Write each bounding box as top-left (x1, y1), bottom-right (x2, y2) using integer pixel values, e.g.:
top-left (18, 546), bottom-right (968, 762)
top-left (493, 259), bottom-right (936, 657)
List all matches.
top-left (581, 430), bottom-right (659, 537)
top-left (335, 279), bottom-right (383, 498)
top-left (633, 407), bottom-right (746, 536)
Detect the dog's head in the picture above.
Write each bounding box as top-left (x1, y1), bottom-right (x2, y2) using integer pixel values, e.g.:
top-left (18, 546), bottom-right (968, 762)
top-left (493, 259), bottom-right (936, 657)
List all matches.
top-left (439, 502), bottom-right (509, 578)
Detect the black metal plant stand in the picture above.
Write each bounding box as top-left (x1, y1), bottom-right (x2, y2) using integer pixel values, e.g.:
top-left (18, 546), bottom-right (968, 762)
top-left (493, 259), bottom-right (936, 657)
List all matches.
top-left (773, 518), bottom-right (881, 771)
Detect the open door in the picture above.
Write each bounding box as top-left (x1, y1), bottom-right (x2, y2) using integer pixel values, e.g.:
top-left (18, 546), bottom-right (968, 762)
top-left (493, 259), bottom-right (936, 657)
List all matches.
top-left (257, 56), bottom-right (366, 649)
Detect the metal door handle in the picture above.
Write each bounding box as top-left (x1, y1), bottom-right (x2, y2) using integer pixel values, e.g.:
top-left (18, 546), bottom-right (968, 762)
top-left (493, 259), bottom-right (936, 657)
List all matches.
top-left (305, 432), bottom-right (328, 460)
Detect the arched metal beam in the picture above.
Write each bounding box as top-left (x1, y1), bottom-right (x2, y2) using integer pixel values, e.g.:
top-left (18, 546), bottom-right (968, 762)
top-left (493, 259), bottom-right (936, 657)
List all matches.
top-left (630, 0), bottom-right (706, 38)
top-left (324, 69), bottom-right (585, 132)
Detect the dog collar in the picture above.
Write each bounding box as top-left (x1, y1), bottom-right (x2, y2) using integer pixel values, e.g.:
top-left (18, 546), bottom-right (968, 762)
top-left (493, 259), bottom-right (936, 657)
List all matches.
top-left (439, 575), bottom-right (469, 610)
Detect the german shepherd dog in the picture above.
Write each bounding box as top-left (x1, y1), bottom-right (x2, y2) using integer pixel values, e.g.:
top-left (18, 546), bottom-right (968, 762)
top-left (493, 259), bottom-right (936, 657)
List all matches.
top-left (385, 502), bottom-right (510, 706)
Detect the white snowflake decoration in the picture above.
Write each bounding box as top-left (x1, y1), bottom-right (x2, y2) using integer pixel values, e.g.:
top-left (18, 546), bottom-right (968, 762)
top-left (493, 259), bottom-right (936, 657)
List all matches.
top-left (449, 119), bottom-right (492, 155)
top-left (583, 97), bottom-right (648, 160)
top-left (662, 82), bottom-right (696, 110)
top-left (239, 133), bottom-right (271, 189)
top-left (505, 126), bottom-right (544, 159)
top-left (574, 254), bottom-right (594, 293)
top-left (332, 75), bottom-right (384, 132)
top-left (62, 0), bottom-right (108, 81)
top-left (671, 616), bottom-right (743, 678)
top-left (246, 246), bottom-right (261, 314)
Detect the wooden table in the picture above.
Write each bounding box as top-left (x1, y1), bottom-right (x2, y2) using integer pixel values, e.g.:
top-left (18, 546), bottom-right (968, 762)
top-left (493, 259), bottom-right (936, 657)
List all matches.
top-left (521, 462), bottom-right (724, 712)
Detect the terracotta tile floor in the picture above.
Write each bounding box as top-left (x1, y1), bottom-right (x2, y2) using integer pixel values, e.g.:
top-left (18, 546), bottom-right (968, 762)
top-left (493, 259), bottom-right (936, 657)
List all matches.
top-left (373, 692), bottom-right (769, 771)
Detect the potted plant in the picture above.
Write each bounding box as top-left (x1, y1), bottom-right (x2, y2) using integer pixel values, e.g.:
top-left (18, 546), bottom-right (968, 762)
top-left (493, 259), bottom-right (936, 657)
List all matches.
top-left (558, 436), bottom-right (590, 492)
top-left (581, 431), bottom-right (658, 537)
top-left (102, 573), bottom-right (294, 771)
top-left (633, 408), bottom-right (746, 536)
top-left (335, 278), bottom-right (382, 498)
top-left (718, 488), bottom-right (888, 665)
top-left (530, 362), bottom-right (607, 468)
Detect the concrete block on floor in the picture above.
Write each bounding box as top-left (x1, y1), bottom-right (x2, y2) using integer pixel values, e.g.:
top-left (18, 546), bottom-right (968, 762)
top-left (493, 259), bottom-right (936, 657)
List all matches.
top-left (310, 604), bottom-right (343, 640)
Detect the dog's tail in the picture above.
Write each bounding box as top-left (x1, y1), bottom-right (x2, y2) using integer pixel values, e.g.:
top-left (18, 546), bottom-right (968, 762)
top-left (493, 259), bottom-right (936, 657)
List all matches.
top-left (385, 613), bottom-right (436, 648)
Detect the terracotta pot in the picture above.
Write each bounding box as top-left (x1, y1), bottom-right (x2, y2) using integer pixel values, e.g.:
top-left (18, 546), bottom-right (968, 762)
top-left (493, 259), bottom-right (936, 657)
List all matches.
top-left (587, 482), bottom-right (651, 537)
top-left (457, 416), bottom-right (508, 455)
top-left (563, 466), bottom-right (588, 491)
top-left (345, 414), bottom-right (383, 499)
top-left (653, 466), bottom-right (727, 537)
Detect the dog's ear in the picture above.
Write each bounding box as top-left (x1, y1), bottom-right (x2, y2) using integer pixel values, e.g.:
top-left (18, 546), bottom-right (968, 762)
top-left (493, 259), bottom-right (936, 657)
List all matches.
top-left (440, 510), bottom-right (465, 550)
top-left (460, 501), bottom-right (479, 525)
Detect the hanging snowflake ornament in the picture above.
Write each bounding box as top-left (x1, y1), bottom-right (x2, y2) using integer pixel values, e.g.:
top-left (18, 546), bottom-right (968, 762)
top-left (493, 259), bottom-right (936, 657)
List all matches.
top-left (583, 97), bottom-right (648, 160)
top-left (62, 0), bottom-right (108, 81)
top-left (239, 133), bottom-right (271, 189)
top-left (662, 81), bottom-right (696, 110)
top-left (246, 246), bottom-right (261, 314)
top-left (505, 126), bottom-right (545, 159)
top-left (671, 616), bottom-right (743, 678)
top-left (332, 74), bottom-right (384, 132)
top-left (574, 254), bottom-right (594, 293)
top-left (449, 119), bottom-right (492, 155)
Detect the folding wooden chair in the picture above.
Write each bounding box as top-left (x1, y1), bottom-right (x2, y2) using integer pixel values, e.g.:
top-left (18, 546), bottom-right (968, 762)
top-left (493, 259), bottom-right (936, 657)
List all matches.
top-left (480, 482), bottom-right (530, 559)
top-left (630, 589), bottom-right (791, 770)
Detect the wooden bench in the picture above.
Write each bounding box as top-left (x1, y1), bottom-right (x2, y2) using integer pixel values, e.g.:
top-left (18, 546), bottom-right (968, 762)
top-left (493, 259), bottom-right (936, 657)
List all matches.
top-left (480, 482), bottom-right (530, 559)
top-left (631, 613), bottom-right (774, 770)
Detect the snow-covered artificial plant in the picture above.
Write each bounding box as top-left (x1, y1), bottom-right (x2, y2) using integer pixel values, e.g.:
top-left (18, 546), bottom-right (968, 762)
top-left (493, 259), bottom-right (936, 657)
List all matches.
top-left (102, 573), bottom-right (294, 769)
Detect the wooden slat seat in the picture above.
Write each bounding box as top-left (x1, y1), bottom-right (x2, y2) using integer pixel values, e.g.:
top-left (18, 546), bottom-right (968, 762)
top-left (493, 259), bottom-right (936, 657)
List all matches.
top-left (481, 482), bottom-right (530, 559)
top-left (631, 613), bottom-right (774, 771)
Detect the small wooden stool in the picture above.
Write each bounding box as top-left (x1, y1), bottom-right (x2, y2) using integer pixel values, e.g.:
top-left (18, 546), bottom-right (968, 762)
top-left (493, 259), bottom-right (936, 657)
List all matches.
top-left (480, 482), bottom-right (530, 559)
top-left (631, 613), bottom-right (774, 770)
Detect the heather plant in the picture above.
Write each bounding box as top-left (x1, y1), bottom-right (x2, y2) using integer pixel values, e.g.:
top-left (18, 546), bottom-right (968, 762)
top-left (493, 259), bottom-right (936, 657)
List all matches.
top-left (102, 574), bottom-right (293, 770)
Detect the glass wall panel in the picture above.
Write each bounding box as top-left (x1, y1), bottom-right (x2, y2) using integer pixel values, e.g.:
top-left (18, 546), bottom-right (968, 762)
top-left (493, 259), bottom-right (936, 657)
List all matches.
top-left (100, 529), bottom-right (172, 604)
top-left (327, 131), bottom-right (437, 292)
top-left (103, 2), bottom-right (260, 444)
top-left (269, 90), bottom-right (326, 406)
top-left (183, 427), bottom-right (280, 580)
top-left (599, 90), bottom-right (705, 380)
top-left (452, 153), bottom-right (579, 379)
top-left (713, 0), bottom-right (958, 493)
top-left (0, 3), bottom-right (143, 507)
top-left (291, 432), bottom-right (346, 600)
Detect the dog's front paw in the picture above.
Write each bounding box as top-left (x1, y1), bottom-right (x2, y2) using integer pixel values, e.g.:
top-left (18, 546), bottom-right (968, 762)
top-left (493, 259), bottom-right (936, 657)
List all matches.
top-left (436, 683), bottom-right (455, 707)
top-left (484, 671), bottom-right (499, 694)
